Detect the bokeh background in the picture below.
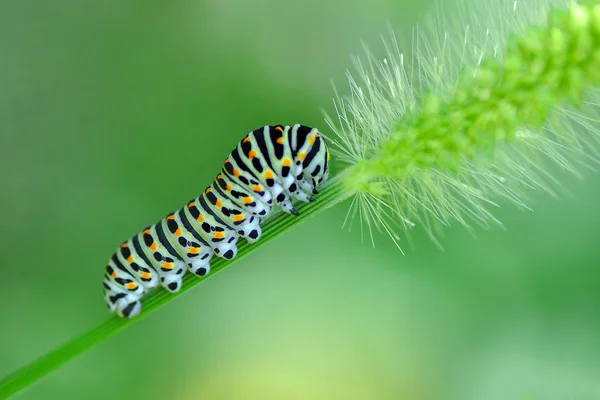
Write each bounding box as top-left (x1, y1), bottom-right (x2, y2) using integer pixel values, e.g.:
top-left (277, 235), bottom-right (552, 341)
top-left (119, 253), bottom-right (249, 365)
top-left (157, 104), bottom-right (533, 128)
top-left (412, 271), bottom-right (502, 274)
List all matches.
top-left (2, 0), bottom-right (600, 399)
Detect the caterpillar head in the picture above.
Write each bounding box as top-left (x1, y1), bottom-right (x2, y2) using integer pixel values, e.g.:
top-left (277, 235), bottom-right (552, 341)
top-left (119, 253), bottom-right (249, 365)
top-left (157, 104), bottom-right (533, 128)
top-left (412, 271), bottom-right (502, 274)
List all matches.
top-left (291, 124), bottom-right (330, 193)
top-left (310, 134), bottom-right (330, 195)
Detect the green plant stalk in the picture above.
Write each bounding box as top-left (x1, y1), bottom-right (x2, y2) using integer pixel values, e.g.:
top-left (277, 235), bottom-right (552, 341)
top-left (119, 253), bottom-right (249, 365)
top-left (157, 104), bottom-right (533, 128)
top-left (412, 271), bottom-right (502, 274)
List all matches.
top-left (0, 175), bottom-right (352, 399)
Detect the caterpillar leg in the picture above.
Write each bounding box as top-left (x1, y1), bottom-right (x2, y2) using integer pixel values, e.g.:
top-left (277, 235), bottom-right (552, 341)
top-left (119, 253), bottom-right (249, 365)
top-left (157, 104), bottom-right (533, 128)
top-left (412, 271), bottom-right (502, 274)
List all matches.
top-left (188, 258), bottom-right (211, 277)
top-left (212, 238), bottom-right (238, 260)
top-left (289, 185), bottom-right (315, 203)
top-left (267, 181), bottom-right (299, 215)
top-left (279, 197), bottom-right (298, 215)
top-left (185, 246), bottom-right (212, 276)
top-left (158, 255), bottom-right (187, 292)
top-left (113, 295), bottom-right (142, 318)
top-left (296, 174), bottom-right (316, 195)
top-left (236, 216), bottom-right (262, 244)
top-left (277, 188), bottom-right (314, 215)
top-left (118, 299), bottom-right (142, 318)
top-left (275, 182), bottom-right (314, 214)
top-left (161, 274), bottom-right (184, 293)
top-left (103, 278), bottom-right (143, 318)
top-left (156, 258), bottom-right (187, 292)
top-left (280, 170), bottom-right (314, 204)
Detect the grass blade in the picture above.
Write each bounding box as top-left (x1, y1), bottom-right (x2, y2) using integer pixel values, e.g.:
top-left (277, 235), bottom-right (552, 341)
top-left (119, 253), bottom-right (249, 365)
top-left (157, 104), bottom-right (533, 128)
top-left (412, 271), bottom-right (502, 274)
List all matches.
top-left (0, 176), bottom-right (351, 399)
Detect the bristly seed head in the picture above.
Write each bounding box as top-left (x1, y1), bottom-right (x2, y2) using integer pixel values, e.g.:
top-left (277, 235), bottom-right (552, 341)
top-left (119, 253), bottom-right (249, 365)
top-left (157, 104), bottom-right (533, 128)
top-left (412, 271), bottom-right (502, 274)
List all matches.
top-left (325, 0), bottom-right (600, 250)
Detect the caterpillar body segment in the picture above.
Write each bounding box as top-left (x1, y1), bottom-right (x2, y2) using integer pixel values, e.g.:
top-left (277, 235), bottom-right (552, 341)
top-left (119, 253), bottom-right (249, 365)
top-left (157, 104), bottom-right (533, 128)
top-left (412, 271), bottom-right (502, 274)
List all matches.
top-left (159, 213), bottom-right (213, 277)
top-left (115, 240), bottom-right (159, 290)
top-left (103, 124), bottom-right (330, 318)
top-left (138, 225), bottom-right (188, 293)
top-left (204, 181), bottom-right (262, 244)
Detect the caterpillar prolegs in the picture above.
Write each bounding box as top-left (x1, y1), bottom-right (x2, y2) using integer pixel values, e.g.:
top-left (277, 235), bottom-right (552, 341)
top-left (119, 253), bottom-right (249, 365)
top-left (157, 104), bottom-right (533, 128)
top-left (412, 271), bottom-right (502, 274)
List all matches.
top-left (103, 124), bottom-right (330, 318)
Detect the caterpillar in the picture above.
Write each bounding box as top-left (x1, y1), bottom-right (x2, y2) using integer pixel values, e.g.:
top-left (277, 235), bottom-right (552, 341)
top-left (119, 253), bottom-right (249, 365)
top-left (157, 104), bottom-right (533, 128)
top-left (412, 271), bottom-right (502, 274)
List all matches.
top-left (103, 124), bottom-right (330, 318)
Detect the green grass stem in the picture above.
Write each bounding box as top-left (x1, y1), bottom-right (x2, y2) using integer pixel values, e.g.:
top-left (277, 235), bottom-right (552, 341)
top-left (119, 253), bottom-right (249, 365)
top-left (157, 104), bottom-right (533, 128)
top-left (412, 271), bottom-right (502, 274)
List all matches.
top-left (0, 176), bottom-right (352, 399)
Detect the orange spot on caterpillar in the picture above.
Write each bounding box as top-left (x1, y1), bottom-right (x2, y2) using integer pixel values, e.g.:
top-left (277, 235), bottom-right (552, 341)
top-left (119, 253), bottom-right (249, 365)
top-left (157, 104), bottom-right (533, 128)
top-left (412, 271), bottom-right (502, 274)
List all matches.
top-left (188, 201), bottom-right (196, 208)
top-left (214, 232), bottom-right (225, 239)
top-left (252, 184), bottom-right (262, 192)
top-left (234, 215), bottom-right (245, 222)
top-left (243, 196), bottom-right (253, 204)
top-left (233, 169), bottom-right (240, 177)
top-left (197, 214), bottom-right (205, 222)
top-left (216, 199), bottom-right (223, 207)
top-left (127, 255), bottom-right (134, 263)
top-left (282, 158), bottom-right (291, 167)
top-left (111, 272), bottom-right (117, 279)
top-left (141, 272), bottom-right (152, 279)
top-left (276, 137), bottom-right (284, 144)
top-left (175, 228), bottom-right (182, 237)
top-left (308, 135), bottom-right (316, 145)
top-left (167, 215), bottom-right (175, 220)
top-left (275, 126), bottom-right (284, 132)
top-left (249, 150), bottom-right (257, 159)
top-left (120, 243), bottom-right (129, 248)
top-left (143, 229), bottom-right (152, 234)
top-left (189, 247), bottom-right (199, 254)
top-left (299, 152), bottom-right (306, 161)
top-left (150, 243), bottom-right (158, 251)
top-left (243, 137), bottom-right (251, 143)
top-left (224, 158), bottom-right (230, 163)
top-left (126, 282), bottom-right (138, 290)
top-left (226, 184), bottom-right (232, 191)
top-left (264, 170), bottom-right (274, 179)
top-left (205, 188), bottom-right (212, 194)
top-left (163, 262), bottom-right (174, 270)
top-left (217, 174), bottom-right (222, 179)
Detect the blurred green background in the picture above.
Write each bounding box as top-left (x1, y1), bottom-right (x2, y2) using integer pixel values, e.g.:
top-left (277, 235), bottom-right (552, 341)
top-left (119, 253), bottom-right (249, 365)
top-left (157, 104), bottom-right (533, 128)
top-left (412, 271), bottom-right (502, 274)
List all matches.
top-left (2, 0), bottom-right (600, 399)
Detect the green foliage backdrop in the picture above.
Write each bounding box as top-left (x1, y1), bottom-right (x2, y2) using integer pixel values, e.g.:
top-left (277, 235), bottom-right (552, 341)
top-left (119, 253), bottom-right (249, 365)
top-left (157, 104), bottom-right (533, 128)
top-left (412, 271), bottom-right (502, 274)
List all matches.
top-left (1, 0), bottom-right (599, 399)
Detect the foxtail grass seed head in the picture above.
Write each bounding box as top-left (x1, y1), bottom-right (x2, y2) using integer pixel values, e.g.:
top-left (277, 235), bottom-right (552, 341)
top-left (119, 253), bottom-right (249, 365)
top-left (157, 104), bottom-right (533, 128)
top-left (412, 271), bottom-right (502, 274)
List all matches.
top-left (327, 0), bottom-right (600, 249)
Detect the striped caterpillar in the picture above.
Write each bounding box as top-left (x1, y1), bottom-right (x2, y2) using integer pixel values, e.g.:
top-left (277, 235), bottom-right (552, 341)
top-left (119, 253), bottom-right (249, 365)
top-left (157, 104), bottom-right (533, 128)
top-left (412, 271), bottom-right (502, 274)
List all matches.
top-left (103, 124), bottom-right (330, 318)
